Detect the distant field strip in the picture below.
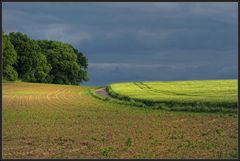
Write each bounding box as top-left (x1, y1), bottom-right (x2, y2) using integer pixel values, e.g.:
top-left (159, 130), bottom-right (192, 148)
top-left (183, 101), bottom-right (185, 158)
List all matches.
top-left (108, 80), bottom-right (237, 112)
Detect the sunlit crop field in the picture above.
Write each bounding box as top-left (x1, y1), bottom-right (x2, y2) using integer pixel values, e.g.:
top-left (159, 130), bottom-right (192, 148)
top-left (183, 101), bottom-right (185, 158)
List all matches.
top-left (2, 82), bottom-right (238, 159)
top-left (109, 80), bottom-right (237, 112)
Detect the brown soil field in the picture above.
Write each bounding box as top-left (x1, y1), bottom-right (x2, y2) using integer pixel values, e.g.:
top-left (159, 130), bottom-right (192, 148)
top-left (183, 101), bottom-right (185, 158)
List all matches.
top-left (2, 82), bottom-right (238, 159)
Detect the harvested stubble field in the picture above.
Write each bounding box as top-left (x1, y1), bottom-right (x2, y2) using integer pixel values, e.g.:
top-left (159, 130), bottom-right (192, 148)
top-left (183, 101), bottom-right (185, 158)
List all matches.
top-left (2, 82), bottom-right (238, 159)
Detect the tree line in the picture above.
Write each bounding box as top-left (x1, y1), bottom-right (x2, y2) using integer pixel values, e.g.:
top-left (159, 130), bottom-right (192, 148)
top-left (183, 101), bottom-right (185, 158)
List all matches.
top-left (2, 32), bottom-right (88, 85)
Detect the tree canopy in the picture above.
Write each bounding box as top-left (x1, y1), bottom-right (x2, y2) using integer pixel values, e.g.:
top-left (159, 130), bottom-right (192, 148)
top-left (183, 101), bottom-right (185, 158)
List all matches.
top-left (2, 32), bottom-right (89, 85)
top-left (2, 32), bottom-right (18, 81)
top-left (8, 32), bottom-right (51, 82)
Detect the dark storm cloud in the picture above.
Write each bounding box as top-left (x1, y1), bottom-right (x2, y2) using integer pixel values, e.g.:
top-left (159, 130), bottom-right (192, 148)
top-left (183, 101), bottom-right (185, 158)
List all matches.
top-left (3, 2), bottom-right (238, 86)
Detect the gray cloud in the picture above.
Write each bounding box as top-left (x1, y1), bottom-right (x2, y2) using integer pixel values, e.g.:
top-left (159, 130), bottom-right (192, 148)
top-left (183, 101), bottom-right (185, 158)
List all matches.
top-left (3, 2), bottom-right (237, 86)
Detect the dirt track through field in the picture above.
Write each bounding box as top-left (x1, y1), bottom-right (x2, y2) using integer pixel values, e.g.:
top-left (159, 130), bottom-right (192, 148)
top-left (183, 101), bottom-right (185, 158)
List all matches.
top-left (95, 88), bottom-right (110, 97)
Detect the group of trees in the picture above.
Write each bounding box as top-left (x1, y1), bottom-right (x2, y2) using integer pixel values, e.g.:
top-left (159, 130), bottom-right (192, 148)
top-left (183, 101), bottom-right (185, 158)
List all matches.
top-left (2, 32), bottom-right (88, 85)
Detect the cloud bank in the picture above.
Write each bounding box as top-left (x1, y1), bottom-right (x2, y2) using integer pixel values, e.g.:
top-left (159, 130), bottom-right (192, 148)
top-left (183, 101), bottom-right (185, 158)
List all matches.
top-left (3, 2), bottom-right (238, 86)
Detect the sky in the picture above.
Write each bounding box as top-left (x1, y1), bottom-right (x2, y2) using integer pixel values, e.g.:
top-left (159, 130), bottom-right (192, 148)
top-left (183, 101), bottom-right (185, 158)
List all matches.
top-left (3, 2), bottom-right (238, 86)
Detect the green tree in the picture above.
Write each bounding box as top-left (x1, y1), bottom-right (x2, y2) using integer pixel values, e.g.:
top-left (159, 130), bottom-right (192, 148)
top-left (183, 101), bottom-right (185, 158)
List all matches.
top-left (2, 33), bottom-right (18, 81)
top-left (37, 40), bottom-right (88, 85)
top-left (76, 51), bottom-right (89, 82)
top-left (8, 32), bottom-right (51, 82)
top-left (4, 31), bottom-right (88, 85)
top-left (3, 66), bottom-right (18, 81)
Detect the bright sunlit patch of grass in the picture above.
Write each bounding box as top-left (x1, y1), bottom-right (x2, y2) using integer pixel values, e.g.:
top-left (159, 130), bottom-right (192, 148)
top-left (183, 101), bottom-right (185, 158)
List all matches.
top-left (108, 80), bottom-right (237, 112)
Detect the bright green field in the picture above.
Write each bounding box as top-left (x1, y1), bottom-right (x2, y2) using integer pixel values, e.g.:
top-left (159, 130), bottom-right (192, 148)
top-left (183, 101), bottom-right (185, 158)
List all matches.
top-left (108, 80), bottom-right (237, 111)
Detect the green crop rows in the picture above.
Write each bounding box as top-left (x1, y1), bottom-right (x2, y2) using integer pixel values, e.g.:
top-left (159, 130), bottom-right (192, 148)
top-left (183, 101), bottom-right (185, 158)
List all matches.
top-left (108, 80), bottom-right (237, 112)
